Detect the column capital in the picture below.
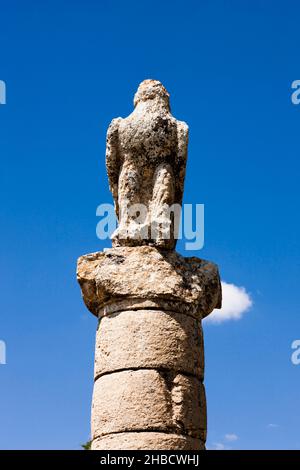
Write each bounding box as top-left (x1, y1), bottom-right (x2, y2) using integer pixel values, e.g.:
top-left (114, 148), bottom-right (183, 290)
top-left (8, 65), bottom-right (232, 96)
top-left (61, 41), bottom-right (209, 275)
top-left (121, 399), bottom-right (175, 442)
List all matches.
top-left (77, 246), bottom-right (221, 320)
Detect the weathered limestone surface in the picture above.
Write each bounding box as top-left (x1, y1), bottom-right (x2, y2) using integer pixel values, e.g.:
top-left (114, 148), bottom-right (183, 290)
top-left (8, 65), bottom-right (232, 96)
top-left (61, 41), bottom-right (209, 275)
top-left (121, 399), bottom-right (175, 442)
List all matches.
top-left (92, 433), bottom-right (205, 451)
top-left (92, 370), bottom-right (206, 440)
top-left (94, 309), bottom-right (204, 379)
top-left (78, 245), bottom-right (220, 449)
top-left (106, 79), bottom-right (188, 250)
top-left (77, 79), bottom-right (222, 450)
top-left (77, 246), bottom-right (221, 319)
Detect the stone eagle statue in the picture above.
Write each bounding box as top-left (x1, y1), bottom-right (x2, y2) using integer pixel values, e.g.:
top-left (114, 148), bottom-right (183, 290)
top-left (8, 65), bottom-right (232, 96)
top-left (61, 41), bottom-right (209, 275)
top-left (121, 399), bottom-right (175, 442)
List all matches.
top-left (105, 79), bottom-right (188, 250)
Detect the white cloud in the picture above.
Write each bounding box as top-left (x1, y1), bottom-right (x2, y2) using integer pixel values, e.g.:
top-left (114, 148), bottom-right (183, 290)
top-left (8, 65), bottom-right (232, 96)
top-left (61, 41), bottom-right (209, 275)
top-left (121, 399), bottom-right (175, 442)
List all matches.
top-left (224, 433), bottom-right (238, 442)
top-left (211, 442), bottom-right (226, 450)
top-left (205, 281), bottom-right (252, 324)
top-left (210, 442), bottom-right (232, 450)
top-left (208, 432), bottom-right (239, 450)
top-left (267, 423), bottom-right (279, 429)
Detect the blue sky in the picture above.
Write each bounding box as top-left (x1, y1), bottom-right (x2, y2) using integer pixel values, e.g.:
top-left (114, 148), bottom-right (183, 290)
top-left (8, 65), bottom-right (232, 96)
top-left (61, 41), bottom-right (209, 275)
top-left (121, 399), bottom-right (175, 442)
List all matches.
top-left (0, 0), bottom-right (299, 449)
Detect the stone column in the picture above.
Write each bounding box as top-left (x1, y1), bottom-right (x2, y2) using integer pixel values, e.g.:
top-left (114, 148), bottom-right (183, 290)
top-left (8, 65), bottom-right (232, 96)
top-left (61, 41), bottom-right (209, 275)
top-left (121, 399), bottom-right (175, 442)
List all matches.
top-left (77, 79), bottom-right (221, 450)
top-left (77, 246), bottom-right (221, 450)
